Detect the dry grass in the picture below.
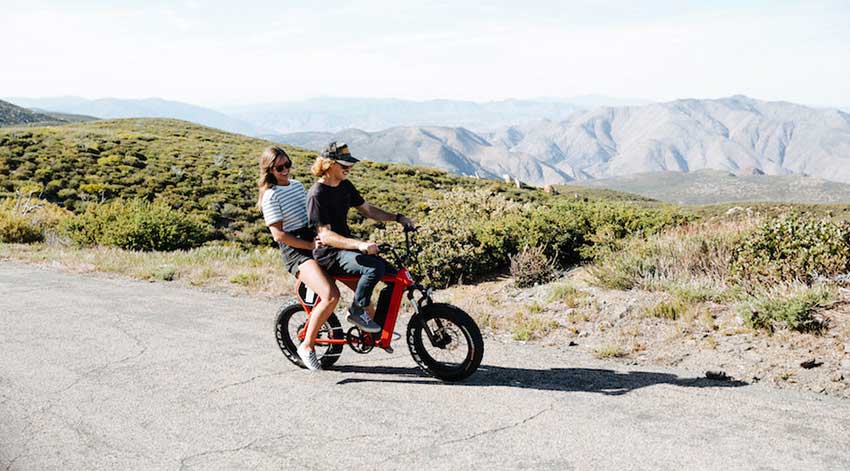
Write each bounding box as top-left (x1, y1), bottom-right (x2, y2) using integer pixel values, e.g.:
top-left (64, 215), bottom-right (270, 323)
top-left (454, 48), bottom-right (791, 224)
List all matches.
top-left (590, 217), bottom-right (761, 294)
top-left (0, 242), bottom-right (295, 297)
top-left (546, 281), bottom-right (587, 307)
top-left (511, 311), bottom-right (560, 341)
top-left (593, 344), bottom-right (628, 359)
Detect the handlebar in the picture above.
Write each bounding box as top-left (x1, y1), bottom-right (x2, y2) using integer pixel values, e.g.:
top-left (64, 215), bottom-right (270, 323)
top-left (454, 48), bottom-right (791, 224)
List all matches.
top-left (374, 225), bottom-right (419, 269)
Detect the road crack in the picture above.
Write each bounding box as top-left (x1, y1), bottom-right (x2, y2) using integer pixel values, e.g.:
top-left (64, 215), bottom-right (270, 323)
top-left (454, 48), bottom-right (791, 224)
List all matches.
top-left (206, 371), bottom-right (290, 394)
top-left (440, 404), bottom-right (554, 446)
top-left (381, 404), bottom-right (555, 464)
top-left (52, 314), bottom-right (148, 395)
top-left (178, 432), bottom-right (347, 470)
top-left (178, 440), bottom-right (260, 471)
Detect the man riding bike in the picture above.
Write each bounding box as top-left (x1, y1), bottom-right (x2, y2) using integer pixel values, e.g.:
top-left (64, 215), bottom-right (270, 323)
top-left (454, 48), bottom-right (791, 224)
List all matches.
top-left (306, 142), bottom-right (415, 333)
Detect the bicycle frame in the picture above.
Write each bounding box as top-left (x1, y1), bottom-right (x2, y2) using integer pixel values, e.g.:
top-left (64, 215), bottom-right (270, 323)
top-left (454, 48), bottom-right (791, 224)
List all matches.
top-left (294, 268), bottom-right (416, 349)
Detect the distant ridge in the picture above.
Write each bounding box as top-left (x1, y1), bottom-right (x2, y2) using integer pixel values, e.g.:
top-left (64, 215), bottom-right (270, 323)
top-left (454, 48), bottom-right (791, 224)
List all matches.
top-left (5, 97), bottom-right (265, 136)
top-left (276, 96), bottom-right (850, 187)
top-left (29, 108), bottom-right (98, 123)
top-left (0, 99), bottom-right (65, 126)
top-left (565, 169), bottom-right (850, 205)
top-left (271, 126), bottom-right (579, 186)
top-left (225, 97), bottom-right (583, 133)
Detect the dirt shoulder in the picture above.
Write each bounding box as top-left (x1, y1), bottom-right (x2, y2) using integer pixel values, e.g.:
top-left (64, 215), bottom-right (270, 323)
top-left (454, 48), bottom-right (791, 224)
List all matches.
top-left (442, 268), bottom-right (850, 399)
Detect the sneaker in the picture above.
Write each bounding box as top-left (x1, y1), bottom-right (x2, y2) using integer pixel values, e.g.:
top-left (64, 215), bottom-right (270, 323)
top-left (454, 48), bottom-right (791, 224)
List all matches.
top-left (347, 307), bottom-right (381, 333)
top-left (297, 343), bottom-right (321, 371)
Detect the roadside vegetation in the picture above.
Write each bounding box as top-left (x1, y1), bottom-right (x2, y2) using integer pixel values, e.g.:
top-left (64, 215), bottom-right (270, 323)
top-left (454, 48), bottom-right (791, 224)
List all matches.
top-left (588, 212), bottom-right (850, 333)
top-left (3, 118), bottom-right (850, 375)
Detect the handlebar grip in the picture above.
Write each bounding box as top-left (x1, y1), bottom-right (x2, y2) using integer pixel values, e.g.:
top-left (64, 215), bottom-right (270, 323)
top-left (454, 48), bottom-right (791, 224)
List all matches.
top-left (377, 243), bottom-right (392, 252)
top-left (403, 225), bottom-right (418, 233)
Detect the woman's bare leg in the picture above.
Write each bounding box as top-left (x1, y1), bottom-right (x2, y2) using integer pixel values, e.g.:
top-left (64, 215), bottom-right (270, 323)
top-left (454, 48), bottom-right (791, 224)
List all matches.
top-left (297, 260), bottom-right (340, 350)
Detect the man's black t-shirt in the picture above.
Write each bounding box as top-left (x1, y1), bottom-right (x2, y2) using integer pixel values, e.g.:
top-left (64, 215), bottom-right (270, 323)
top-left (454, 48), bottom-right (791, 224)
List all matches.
top-left (307, 179), bottom-right (365, 264)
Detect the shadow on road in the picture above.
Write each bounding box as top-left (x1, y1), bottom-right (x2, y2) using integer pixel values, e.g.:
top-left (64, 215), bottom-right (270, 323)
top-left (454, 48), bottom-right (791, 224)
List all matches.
top-left (334, 364), bottom-right (748, 395)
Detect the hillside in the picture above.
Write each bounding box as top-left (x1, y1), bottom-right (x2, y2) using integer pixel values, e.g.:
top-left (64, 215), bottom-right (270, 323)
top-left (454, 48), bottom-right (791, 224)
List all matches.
top-left (564, 169), bottom-right (850, 205)
top-left (276, 96), bottom-right (850, 189)
top-left (0, 118), bottom-right (542, 245)
top-left (0, 99), bottom-right (65, 126)
top-left (5, 97), bottom-right (265, 136)
top-left (29, 109), bottom-right (99, 123)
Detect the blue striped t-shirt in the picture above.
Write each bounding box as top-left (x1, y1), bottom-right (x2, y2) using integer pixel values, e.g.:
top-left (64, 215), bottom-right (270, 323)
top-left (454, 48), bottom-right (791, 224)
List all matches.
top-left (261, 181), bottom-right (309, 232)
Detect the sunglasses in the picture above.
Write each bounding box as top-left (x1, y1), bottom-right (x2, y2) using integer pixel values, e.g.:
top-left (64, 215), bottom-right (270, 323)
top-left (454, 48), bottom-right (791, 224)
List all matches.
top-left (273, 161), bottom-right (292, 172)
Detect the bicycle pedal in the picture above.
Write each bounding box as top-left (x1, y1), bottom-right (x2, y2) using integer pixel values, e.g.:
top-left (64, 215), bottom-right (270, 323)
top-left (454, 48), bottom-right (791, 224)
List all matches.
top-left (381, 346), bottom-right (394, 354)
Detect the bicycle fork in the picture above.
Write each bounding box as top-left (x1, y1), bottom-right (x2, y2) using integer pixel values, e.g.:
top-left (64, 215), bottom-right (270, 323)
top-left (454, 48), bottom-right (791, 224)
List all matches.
top-left (408, 286), bottom-right (450, 348)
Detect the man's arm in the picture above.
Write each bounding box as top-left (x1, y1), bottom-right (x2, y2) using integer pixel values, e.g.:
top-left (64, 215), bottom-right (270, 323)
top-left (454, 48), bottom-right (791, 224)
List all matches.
top-left (355, 202), bottom-right (416, 228)
top-left (268, 222), bottom-right (314, 250)
top-left (316, 224), bottom-right (378, 254)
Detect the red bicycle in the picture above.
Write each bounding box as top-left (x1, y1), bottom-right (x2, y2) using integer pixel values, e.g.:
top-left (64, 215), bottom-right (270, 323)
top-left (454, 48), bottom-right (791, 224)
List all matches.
top-left (274, 228), bottom-right (484, 381)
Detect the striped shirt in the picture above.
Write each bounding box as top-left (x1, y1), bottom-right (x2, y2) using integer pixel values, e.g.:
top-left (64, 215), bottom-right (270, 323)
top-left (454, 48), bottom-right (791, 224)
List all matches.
top-left (261, 181), bottom-right (309, 232)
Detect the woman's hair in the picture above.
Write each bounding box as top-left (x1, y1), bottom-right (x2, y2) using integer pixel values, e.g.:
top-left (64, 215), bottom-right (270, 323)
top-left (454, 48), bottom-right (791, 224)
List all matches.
top-left (256, 146), bottom-right (290, 211)
top-left (311, 156), bottom-right (335, 177)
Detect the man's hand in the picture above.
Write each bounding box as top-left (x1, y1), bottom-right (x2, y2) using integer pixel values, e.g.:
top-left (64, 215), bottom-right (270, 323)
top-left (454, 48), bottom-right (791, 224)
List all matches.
top-left (313, 236), bottom-right (325, 250)
top-left (358, 241), bottom-right (379, 255)
top-left (398, 215), bottom-right (416, 229)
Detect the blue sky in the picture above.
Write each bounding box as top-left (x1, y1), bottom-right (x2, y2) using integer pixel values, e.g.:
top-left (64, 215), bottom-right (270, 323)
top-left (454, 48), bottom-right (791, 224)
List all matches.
top-left (2, 0), bottom-right (848, 106)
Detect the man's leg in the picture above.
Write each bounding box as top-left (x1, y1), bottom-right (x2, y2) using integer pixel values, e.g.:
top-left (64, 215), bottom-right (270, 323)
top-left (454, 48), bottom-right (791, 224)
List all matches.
top-left (335, 250), bottom-right (387, 311)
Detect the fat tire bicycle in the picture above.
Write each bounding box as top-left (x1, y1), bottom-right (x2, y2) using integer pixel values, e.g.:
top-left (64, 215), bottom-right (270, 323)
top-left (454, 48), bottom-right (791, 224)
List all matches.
top-left (274, 228), bottom-right (484, 382)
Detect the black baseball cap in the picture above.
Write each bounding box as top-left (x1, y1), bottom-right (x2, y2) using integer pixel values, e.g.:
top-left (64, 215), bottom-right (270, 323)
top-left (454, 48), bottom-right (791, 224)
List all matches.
top-left (321, 141), bottom-right (359, 166)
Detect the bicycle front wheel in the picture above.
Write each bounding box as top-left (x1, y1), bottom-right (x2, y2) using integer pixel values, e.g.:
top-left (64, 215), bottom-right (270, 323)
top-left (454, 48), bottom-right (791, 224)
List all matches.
top-left (406, 303), bottom-right (484, 382)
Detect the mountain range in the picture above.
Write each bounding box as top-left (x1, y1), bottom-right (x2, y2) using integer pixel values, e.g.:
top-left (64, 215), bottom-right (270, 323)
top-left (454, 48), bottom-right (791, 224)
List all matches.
top-left (6, 95), bottom-right (648, 136)
top-left (222, 97), bottom-right (602, 133)
top-left (4, 97), bottom-right (263, 136)
top-left (273, 126), bottom-right (579, 185)
top-left (6, 94), bottom-right (850, 189)
top-left (273, 96), bottom-right (850, 186)
top-left (565, 169), bottom-right (850, 205)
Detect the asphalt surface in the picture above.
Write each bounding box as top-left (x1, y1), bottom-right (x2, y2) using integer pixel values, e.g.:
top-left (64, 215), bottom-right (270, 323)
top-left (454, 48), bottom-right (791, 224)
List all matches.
top-left (1, 261), bottom-right (849, 470)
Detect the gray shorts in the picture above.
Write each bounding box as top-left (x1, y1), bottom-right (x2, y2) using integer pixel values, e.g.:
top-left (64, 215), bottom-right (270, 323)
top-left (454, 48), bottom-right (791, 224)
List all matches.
top-left (279, 227), bottom-right (316, 277)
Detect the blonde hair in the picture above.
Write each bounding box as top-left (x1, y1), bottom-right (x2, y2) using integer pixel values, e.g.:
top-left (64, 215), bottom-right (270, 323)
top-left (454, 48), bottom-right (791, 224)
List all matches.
top-left (311, 156), bottom-right (336, 177)
top-left (256, 146), bottom-right (290, 211)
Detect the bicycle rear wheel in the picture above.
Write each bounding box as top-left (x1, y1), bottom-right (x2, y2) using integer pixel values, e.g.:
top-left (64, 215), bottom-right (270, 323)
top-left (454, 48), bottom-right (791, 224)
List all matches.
top-left (406, 303), bottom-right (484, 382)
top-left (275, 301), bottom-right (343, 369)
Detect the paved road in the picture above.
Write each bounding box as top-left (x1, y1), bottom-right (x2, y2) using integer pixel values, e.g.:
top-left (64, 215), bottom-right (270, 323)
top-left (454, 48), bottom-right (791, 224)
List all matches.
top-left (1, 261), bottom-right (849, 470)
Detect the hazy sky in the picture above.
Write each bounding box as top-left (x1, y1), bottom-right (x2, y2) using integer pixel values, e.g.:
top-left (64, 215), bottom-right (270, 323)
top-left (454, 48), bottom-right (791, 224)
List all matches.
top-left (3, 0), bottom-right (849, 106)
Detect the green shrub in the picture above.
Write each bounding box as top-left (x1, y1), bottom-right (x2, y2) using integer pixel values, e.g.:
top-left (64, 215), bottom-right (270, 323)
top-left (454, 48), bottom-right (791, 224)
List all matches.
top-left (514, 200), bottom-right (688, 266)
top-left (737, 284), bottom-right (836, 333)
top-left (732, 213), bottom-right (850, 285)
top-left (374, 189), bottom-right (687, 288)
top-left (374, 189), bottom-right (524, 287)
top-left (0, 211), bottom-right (43, 243)
top-left (0, 197), bottom-right (72, 243)
top-left (63, 199), bottom-right (211, 251)
top-left (511, 245), bottom-right (557, 288)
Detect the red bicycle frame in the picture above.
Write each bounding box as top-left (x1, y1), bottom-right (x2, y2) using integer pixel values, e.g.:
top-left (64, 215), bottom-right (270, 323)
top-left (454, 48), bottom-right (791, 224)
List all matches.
top-left (294, 268), bottom-right (416, 349)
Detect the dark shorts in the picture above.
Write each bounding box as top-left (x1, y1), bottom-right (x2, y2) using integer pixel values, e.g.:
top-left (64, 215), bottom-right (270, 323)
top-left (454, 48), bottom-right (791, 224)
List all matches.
top-left (279, 227), bottom-right (316, 277)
